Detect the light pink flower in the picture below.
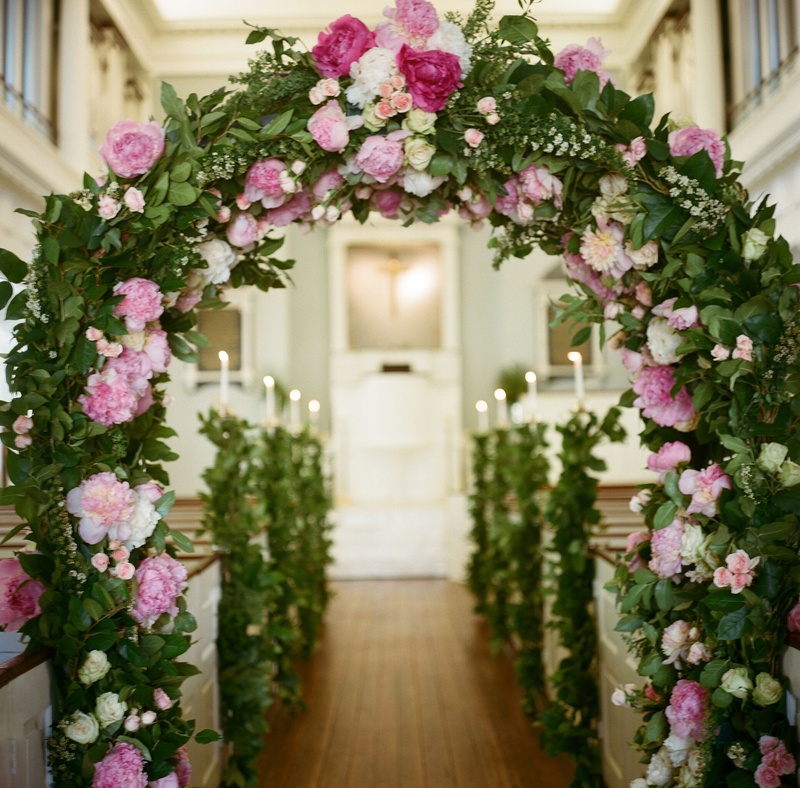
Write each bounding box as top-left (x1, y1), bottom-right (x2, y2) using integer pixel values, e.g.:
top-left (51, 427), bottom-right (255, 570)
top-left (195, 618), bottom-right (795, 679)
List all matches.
top-left (668, 305), bottom-right (700, 330)
top-left (477, 96), bottom-right (497, 115)
top-left (554, 37), bottom-right (612, 87)
top-left (86, 326), bottom-right (104, 342)
top-left (665, 679), bottom-right (709, 742)
top-left (113, 278), bottom-right (164, 332)
top-left (311, 15), bottom-right (375, 78)
top-left (632, 365), bottom-right (696, 429)
top-left (312, 170), bottom-right (344, 202)
top-left (754, 765), bottom-right (782, 788)
top-left (114, 561), bottom-right (136, 580)
top-left (265, 192), bottom-right (312, 228)
top-left (377, 0), bottom-right (439, 50)
top-left (649, 518), bottom-right (685, 578)
top-left (13, 433), bottom-right (31, 449)
top-left (79, 367), bottom-right (138, 426)
top-left (755, 736), bottom-right (796, 787)
top-left (464, 128), bottom-right (483, 148)
top-left (105, 347), bottom-right (153, 396)
top-left (733, 334), bottom-right (754, 361)
top-left (661, 619), bottom-right (694, 665)
top-left (0, 557), bottom-right (44, 631)
top-left (91, 741), bottom-right (147, 788)
top-left (308, 100), bottom-right (351, 153)
top-left (153, 688), bottom-right (174, 711)
top-left (686, 641), bottom-right (713, 665)
top-left (175, 747), bottom-right (191, 788)
top-left (66, 472), bottom-right (136, 545)
top-left (634, 280), bottom-right (652, 306)
top-left (397, 45), bottom-right (462, 113)
top-left (616, 136), bottom-right (647, 168)
top-left (226, 212), bottom-right (259, 248)
top-left (111, 546), bottom-right (129, 563)
top-left (678, 463), bottom-right (732, 517)
top-left (580, 220), bottom-right (632, 279)
top-left (788, 598), bottom-right (800, 632)
top-left (132, 554), bottom-right (188, 628)
top-left (12, 415), bottom-right (33, 435)
top-left (100, 119), bottom-right (165, 179)
top-left (391, 92), bottom-right (413, 112)
top-left (124, 187), bottom-right (145, 213)
top-left (647, 441), bottom-right (692, 482)
top-left (135, 481), bottom-right (163, 504)
top-left (668, 125), bottom-right (725, 177)
top-left (142, 327), bottom-right (171, 374)
top-left (371, 188), bottom-right (404, 219)
top-left (713, 566), bottom-right (733, 588)
top-left (711, 343), bottom-right (730, 361)
top-left (98, 195), bottom-right (121, 220)
top-left (625, 530), bottom-right (650, 572)
top-left (244, 159), bottom-right (288, 208)
top-left (519, 164), bottom-right (563, 208)
top-left (123, 714), bottom-right (141, 732)
top-left (714, 549), bottom-right (759, 593)
top-left (149, 775), bottom-right (179, 788)
top-left (354, 134), bottom-right (405, 182)
top-left (91, 553), bottom-right (110, 572)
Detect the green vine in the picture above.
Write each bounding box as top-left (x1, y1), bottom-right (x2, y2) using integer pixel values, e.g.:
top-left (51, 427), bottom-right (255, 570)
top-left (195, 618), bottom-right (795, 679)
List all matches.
top-left (539, 407), bottom-right (626, 788)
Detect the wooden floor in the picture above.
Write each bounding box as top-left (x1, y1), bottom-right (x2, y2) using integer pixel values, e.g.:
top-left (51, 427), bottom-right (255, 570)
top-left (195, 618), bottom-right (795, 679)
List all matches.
top-left (258, 580), bottom-right (575, 787)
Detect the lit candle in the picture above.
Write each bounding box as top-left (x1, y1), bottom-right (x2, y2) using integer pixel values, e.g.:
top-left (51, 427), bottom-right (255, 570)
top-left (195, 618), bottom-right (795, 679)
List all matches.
top-left (525, 370), bottom-right (537, 421)
top-left (567, 351), bottom-right (585, 406)
top-left (494, 388), bottom-right (508, 428)
top-left (289, 389), bottom-right (301, 430)
top-left (475, 399), bottom-right (489, 433)
top-left (308, 399), bottom-right (320, 430)
top-left (263, 375), bottom-right (276, 424)
top-left (218, 350), bottom-right (229, 409)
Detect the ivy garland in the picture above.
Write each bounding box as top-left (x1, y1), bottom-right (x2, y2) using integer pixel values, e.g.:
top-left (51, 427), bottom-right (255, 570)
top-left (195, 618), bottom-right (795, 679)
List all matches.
top-left (539, 407), bottom-right (626, 788)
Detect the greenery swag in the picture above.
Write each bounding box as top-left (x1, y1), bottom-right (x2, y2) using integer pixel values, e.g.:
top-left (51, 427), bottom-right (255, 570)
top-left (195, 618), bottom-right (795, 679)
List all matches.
top-left (0, 0), bottom-right (798, 783)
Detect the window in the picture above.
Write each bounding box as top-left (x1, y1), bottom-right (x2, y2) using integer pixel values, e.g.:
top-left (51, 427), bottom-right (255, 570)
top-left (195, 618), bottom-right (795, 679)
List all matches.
top-left (723, 0), bottom-right (799, 128)
top-left (1, 0), bottom-right (57, 139)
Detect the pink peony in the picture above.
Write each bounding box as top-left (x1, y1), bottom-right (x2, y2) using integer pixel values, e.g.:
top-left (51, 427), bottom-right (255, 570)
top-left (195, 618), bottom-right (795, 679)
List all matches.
top-left (647, 441), bottom-right (692, 482)
top-left (554, 37), bottom-right (612, 87)
top-left (79, 367), bottom-right (138, 426)
top-left (372, 188), bottom-right (404, 219)
top-left (733, 334), bottom-right (754, 361)
top-left (66, 472), bottom-right (136, 545)
top-left (135, 481), bottom-right (163, 503)
top-left (100, 120), bottom-right (165, 179)
top-left (243, 159), bottom-right (288, 208)
top-left (113, 278), bottom-right (164, 332)
top-left (668, 305), bottom-right (700, 330)
top-left (580, 220), bottom-right (632, 279)
top-left (311, 15), bottom-right (376, 78)
top-left (788, 598), bottom-right (800, 633)
top-left (668, 125), bottom-right (725, 177)
top-left (625, 531), bottom-right (650, 573)
top-left (665, 679), bottom-right (709, 742)
top-left (308, 100), bottom-right (352, 153)
top-left (149, 776), bottom-right (179, 788)
top-left (0, 557), bottom-right (44, 631)
top-left (397, 45), bottom-right (462, 113)
top-left (377, 0), bottom-right (440, 50)
top-left (649, 518), bottom-right (685, 578)
top-left (92, 741), bottom-right (147, 788)
top-left (143, 327), bottom-right (171, 375)
top-left (175, 747), bottom-right (191, 788)
top-left (632, 365), bottom-right (696, 429)
top-left (105, 347), bottom-right (153, 395)
top-left (131, 554), bottom-right (188, 628)
top-left (564, 247), bottom-right (622, 305)
top-left (354, 134), bottom-right (405, 182)
top-left (312, 169), bottom-right (344, 202)
top-left (519, 164), bottom-right (563, 208)
top-left (678, 463), bottom-right (732, 517)
top-left (226, 212), bottom-right (259, 248)
top-left (265, 191), bottom-right (312, 227)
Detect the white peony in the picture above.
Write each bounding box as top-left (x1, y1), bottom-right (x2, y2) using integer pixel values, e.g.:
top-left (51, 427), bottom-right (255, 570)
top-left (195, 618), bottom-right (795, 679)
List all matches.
top-left (78, 649), bottom-right (111, 685)
top-left (645, 747), bottom-right (674, 787)
top-left (346, 48), bottom-right (397, 108)
top-left (680, 522), bottom-right (706, 565)
top-left (95, 691), bottom-right (127, 728)
top-left (647, 317), bottom-right (683, 365)
top-left (124, 492), bottom-right (161, 550)
top-left (197, 237), bottom-right (237, 285)
top-left (63, 711), bottom-right (100, 744)
top-left (402, 170), bottom-right (446, 197)
top-left (626, 240), bottom-right (659, 269)
top-left (599, 172), bottom-right (628, 199)
top-left (427, 21), bottom-right (473, 77)
top-left (663, 734), bottom-right (692, 767)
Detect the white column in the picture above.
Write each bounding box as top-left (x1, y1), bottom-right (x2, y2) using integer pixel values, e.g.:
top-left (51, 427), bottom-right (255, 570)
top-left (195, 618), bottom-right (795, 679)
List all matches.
top-left (690, 0), bottom-right (726, 132)
top-left (57, 0), bottom-right (92, 175)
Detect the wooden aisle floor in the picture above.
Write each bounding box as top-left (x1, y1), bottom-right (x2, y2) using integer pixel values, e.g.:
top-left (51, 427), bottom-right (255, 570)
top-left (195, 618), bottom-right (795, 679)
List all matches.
top-left (257, 579), bottom-right (575, 788)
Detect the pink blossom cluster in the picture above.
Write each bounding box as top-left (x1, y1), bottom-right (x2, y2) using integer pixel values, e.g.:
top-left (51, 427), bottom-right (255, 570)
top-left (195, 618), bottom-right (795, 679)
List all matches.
top-left (0, 556), bottom-right (45, 631)
top-left (554, 37), bottom-right (613, 89)
top-left (660, 620), bottom-right (712, 667)
top-left (494, 164), bottom-right (564, 225)
top-left (92, 741), bottom-right (147, 788)
top-left (11, 414), bottom-right (33, 449)
top-left (649, 517), bottom-right (685, 578)
top-left (667, 125), bottom-right (726, 178)
top-left (678, 462), bottom-right (731, 517)
top-left (132, 554), bottom-right (188, 628)
top-left (665, 679), bottom-right (709, 742)
top-left (100, 120), bottom-right (165, 180)
top-left (647, 441), bottom-right (691, 482)
top-left (713, 549), bottom-right (759, 594)
top-left (754, 736), bottom-right (796, 788)
top-left (632, 364), bottom-right (697, 431)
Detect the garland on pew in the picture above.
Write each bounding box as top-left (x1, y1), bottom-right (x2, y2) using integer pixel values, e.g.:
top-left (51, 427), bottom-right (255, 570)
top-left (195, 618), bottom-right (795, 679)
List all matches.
top-left (199, 412), bottom-right (333, 788)
top-left (539, 406), bottom-right (626, 788)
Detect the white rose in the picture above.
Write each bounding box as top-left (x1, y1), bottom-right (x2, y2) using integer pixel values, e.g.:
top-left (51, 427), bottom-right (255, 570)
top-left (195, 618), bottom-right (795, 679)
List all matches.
top-left (124, 493), bottom-right (160, 550)
top-left (361, 104), bottom-right (388, 132)
top-left (742, 227), bottom-right (770, 262)
top-left (402, 170), bottom-right (445, 198)
top-left (756, 442), bottom-right (789, 474)
top-left (64, 711), bottom-right (100, 744)
top-left (403, 108), bottom-right (438, 135)
top-left (599, 172), bottom-right (628, 199)
top-left (346, 47), bottom-right (396, 108)
top-left (720, 667), bottom-right (753, 699)
top-left (647, 317), bottom-right (683, 365)
top-left (95, 692), bottom-right (128, 728)
top-left (680, 522), bottom-right (706, 565)
top-left (645, 747), bottom-right (674, 787)
top-left (626, 240), bottom-right (659, 269)
top-left (198, 237), bottom-right (237, 285)
top-left (664, 733), bottom-right (692, 767)
top-left (752, 672), bottom-right (783, 706)
top-left (78, 650), bottom-right (111, 686)
top-left (404, 136), bottom-right (436, 171)
top-left (779, 460), bottom-right (800, 487)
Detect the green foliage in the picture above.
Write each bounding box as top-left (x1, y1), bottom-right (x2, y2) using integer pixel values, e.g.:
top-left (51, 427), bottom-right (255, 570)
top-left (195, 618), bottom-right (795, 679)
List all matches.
top-left (199, 413), bottom-right (332, 788)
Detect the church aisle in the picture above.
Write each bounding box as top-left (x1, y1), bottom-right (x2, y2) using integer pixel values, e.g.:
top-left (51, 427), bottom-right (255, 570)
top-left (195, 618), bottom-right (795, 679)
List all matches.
top-left (257, 580), bottom-right (575, 788)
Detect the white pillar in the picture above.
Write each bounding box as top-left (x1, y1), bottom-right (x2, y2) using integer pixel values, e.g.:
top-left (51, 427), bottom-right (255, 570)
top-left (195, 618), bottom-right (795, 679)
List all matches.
top-left (57, 0), bottom-right (92, 175)
top-left (690, 0), bottom-right (726, 132)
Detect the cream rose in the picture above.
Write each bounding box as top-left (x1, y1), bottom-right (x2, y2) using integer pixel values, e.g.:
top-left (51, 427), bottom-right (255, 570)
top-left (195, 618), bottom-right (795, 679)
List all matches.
top-left (64, 711), bottom-right (100, 744)
top-left (95, 691), bottom-right (128, 728)
top-left (404, 136), bottom-right (436, 171)
top-left (742, 227), bottom-right (770, 262)
top-left (756, 442), bottom-right (789, 474)
top-left (626, 239), bottom-right (659, 269)
top-left (599, 172), bottom-right (628, 199)
top-left (779, 460), bottom-right (800, 487)
top-left (752, 672), bottom-right (783, 706)
top-left (403, 108), bottom-right (437, 135)
top-left (720, 666), bottom-right (752, 699)
top-left (78, 649), bottom-right (111, 685)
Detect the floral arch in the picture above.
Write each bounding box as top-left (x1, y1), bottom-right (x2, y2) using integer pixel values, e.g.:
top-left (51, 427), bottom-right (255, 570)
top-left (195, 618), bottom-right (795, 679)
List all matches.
top-left (1, 0), bottom-right (799, 786)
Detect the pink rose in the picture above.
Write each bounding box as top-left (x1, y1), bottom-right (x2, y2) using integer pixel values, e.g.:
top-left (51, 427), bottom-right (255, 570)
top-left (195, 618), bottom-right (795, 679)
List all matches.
top-left (86, 326), bottom-right (104, 342)
top-left (113, 278), bottom-right (164, 332)
top-left (464, 128), bottom-right (483, 148)
top-left (616, 136), bottom-right (647, 168)
top-left (632, 365), bottom-right (696, 429)
top-left (477, 96), bottom-right (497, 114)
top-left (668, 305), bottom-right (700, 330)
top-left (91, 553), bottom-right (110, 572)
top-left (668, 125), bottom-right (725, 177)
top-left (226, 212), bottom-right (259, 248)
top-left (114, 561), bottom-right (136, 580)
top-left (554, 37), bottom-right (612, 87)
top-left (733, 334), bottom-right (754, 361)
top-left (12, 415), bottom-right (32, 435)
top-left (100, 119), bottom-right (166, 179)
top-left (153, 688), bottom-right (174, 711)
top-left (244, 159), bottom-right (288, 208)
top-left (124, 187), bottom-right (145, 213)
top-left (98, 195), bottom-right (121, 220)
top-left (111, 546), bottom-right (130, 563)
top-left (308, 100), bottom-right (351, 153)
top-left (649, 518), bottom-right (685, 578)
top-left (713, 566), bottom-right (733, 589)
top-left (354, 134), bottom-right (405, 182)
top-left (131, 554), bottom-right (188, 628)
top-left (754, 765), bottom-right (782, 788)
top-left (678, 463), bottom-right (732, 517)
top-left (0, 557), bottom-right (44, 631)
top-left (123, 714), bottom-right (141, 732)
top-left (91, 742), bottom-right (147, 788)
top-left (519, 164), bottom-right (563, 208)
top-left (391, 92), bottom-right (413, 112)
top-left (647, 441), bottom-right (692, 482)
top-left (397, 45), bottom-right (462, 113)
top-left (665, 679), bottom-right (709, 742)
top-left (311, 15), bottom-right (376, 78)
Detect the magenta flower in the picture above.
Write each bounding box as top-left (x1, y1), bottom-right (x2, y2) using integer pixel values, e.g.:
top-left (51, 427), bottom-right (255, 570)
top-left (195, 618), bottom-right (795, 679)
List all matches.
top-left (311, 15), bottom-right (376, 78)
top-left (667, 125), bottom-right (725, 177)
top-left (132, 554), bottom-right (187, 628)
top-left (665, 679), bottom-right (709, 742)
top-left (354, 134), bottom-right (405, 183)
top-left (632, 365), bottom-right (696, 429)
top-left (100, 119), bottom-right (165, 179)
top-left (678, 462), bottom-right (731, 517)
top-left (92, 741), bottom-right (147, 788)
top-left (397, 45), bottom-right (462, 112)
top-left (554, 37), bottom-right (612, 87)
top-left (113, 277), bottom-right (164, 332)
top-left (788, 597), bottom-right (800, 633)
top-left (243, 159), bottom-right (288, 208)
top-left (0, 557), bottom-right (44, 631)
top-left (308, 100), bottom-right (352, 153)
top-left (649, 518), bottom-right (685, 578)
top-left (66, 472), bottom-right (137, 545)
top-left (647, 441), bottom-right (692, 482)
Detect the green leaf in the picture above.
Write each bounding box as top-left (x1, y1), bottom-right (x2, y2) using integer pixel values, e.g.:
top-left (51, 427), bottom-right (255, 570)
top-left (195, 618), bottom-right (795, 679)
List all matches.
top-left (161, 82), bottom-right (185, 121)
top-left (170, 528), bottom-right (195, 554)
top-left (0, 249), bottom-right (27, 283)
top-left (653, 501), bottom-right (677, 530)
top-left (717, 606), bottom-right (749, 640)
top-left (497, 15), bottom-right (538, 44)
top-left (262, 110), bottom-right (293, 137)
top-left (156, 490), bottom-right (176, 518)
top-left (168, 182), bottom-right (199, 207)
top-left (195, 729), bottom-right (222, 744)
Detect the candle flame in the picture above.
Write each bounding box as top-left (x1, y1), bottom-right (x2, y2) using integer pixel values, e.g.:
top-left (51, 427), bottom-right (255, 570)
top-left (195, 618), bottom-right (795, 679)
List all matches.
top-left (263, 375), bottom-right (275, 388)
top-left (567, 351), bottom-right (582, 363)
top-left (308, 399), bottom-right (320, 413)
top-left (475, 400), bottom-right (488, 413)
top-left (525, 370), bottom-right (537, 383)
top-left (218, 350), bottom-right (229, 363)
top-left (289, 389), bottom-right (301, 402)
top-left (493, 388), bottom-right (506, 401)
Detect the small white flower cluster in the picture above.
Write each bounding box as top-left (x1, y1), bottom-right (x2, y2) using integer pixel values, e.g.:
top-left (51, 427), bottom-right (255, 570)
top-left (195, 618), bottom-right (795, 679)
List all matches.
top-left (25, 245), bottom-right (50, 323)
top-left (202, 150), bottom-right (237, 182)
top-left (660, 165), bottom-right (727, 235)
top-left (69, 189), bottom-right (93, 211)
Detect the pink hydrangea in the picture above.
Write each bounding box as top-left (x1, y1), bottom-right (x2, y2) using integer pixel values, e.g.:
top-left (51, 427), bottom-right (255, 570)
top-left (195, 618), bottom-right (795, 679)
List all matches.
top-left (308, 100), bottom-right (352, 153)
top-left (113, 278), bottom-right (164, 332)
top-left (66, 472), bottom-right (136, 545)
top-left (647, 441), bottom-right (692, 482)
top-left (649, 518), bottom-right (685, 578)
top-left (632, 365), bottom-right (697, 429)
top-left (376, 0), bottom-right (440, 50)
top-left (554, 37), bottom-right (612, 88)
top-left (678, 463), bottom-right (732, 517)
top-left (99, 120), bottom-right (165, 179)
top-left (665, 679), bottom-right (709, 742)
top-left (0, 557), bottom-right (44, 631)
top-left (667, 125), bottom-right (726, 177)
top-left (397, 45), bottom-right (462, 112)
top-left (713, 549), bottom-right (759, 594)
top-left (92, 741), bottom-right (147, 788)
top-left (519, 164), bottom-right (563, 208)
top-left (755, 736), bottom-right (796, 787)
top-left (311, 15), bottom-right (376, 78)
top-left (243, 159), bottom-right (288, 208)
top-left (132, 554), bottom-right (188, 628)
top-left (579, 220), bottom-right (633, 279)
top-left (354, 134), bottom-right (405, 182)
